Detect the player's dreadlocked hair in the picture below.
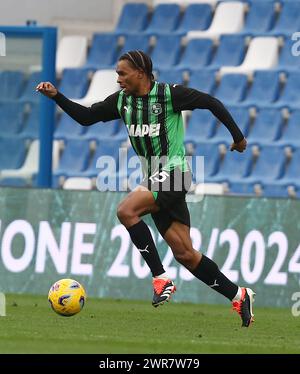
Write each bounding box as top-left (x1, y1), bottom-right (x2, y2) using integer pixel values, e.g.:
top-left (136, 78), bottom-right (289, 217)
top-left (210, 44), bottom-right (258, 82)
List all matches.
top-left (119, 50), bottom-right (154, 81)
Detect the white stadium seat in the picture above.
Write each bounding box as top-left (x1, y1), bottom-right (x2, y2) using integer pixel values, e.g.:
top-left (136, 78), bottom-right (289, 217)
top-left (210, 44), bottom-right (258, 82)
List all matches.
top-left (74, 69), bottom-right (119, 107)
top-left (63, 177), bottom-right (93, 190)
top-left (195, 183), bottom-right (225, 195)
top-left (153, 0), bottom-right (217, 6)
top-left (187, 2), bottom-right (245, 41)
top-left (56, 35), bottom-right (88, 75)
top-left (219, 37), bottom-right (279, 77)
top-left (0, 140), bottom-right (60, 180)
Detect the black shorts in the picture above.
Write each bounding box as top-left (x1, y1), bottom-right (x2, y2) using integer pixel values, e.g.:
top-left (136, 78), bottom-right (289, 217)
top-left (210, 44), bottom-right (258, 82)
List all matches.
top-left (141, 167), bottom-right (192, 237)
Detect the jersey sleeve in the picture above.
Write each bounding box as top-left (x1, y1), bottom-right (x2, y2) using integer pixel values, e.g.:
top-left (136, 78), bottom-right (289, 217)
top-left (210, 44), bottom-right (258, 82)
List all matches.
top-left (169, 84), bottom-right (245, 143)
top-left (53, 91), bottom-right (121, 126)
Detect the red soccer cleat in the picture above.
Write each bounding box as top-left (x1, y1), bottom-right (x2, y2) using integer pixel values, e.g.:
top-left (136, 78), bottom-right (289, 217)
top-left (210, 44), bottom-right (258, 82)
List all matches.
top-left (152, 278), bottom-right (176, 308)
top-left (232, 287), bottom-right (256, 327)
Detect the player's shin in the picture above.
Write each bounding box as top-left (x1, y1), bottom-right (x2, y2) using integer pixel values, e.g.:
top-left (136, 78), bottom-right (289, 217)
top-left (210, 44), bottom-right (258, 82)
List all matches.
top-left (127, 220), bottom-right (165, 276)
top-left (191, 254), bottom-right (238, 300)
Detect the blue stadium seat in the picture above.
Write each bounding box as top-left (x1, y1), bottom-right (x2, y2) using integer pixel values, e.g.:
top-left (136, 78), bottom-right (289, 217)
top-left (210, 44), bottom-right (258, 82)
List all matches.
top-left (241, 71), bottom-right (280, 107)
top-left (31, 174), bottom-right (62, 189)
top-left (151, 35), bottom-right (181, 69)
top-left (0, 71), bottom-right (24, 101)
top-left (270, 1), bottom-right (300, 36)
top-left (115, 3), bottom-right (149, 35)
top-left (20, 104), bottom-right (40, 140)
top-left (209, 149), bottom-right (253, 183)
top-left (82, 120), bottom-right (119, 141)
top-left (228, 181), bottom-right (256, 196)
top-left (115, 145), bottom-right (142, 189)
top-left (242, 1), bottom-right (276, 35)
top-left (85, 33), bottom-right (119, 70)
top-left (0, 137), bottom-right (26, 169)
top-left (214, 74), bottom-right (248, 105)
top-left (208, 35), bottom-right (245, 71)
top-left (208, 106), bottom-right (250, 145)
top-left (0, 102), bottom-right (24, 136)
top-left (275, 148), bottom-right (300, 186)
top-left (118, 34), bottom-right (150, 58)
top-left (59, 68), bottom-right (89, 99)
top-left (19, 71), bottom-right (41, 104)
top-left (276, 37), bottom-right (300, 71)
top-left (274, 71), bottom-right (300, 109)
top-left (144, 4), bottom-right (181, 35)
top-left (82, 139), bottom-right (122, 177)
top-left (54, 139), bottom-right (90, 177)
top-left (113, 122), bottom-right (128, 142)
top-left (120, 146), bottom-right (143, 191)
top-left (0, 177), bottom-right (27, 187)
top-left (260, 183), bottom-right (289, 198)
top-left (175, 39), bottom-right (214, 72)
top-left (185, 110), bottom-right (217, 144)
top-left (54, 113), bottom-right (85, 140)
top-left (247, 108), bottom-right (283, 145)
top-left (175, 4), bottom-right (212, 35)
top-left (277, 109), bottom-right (300, 147)
top-left (228, 106), bottom-right (251, 134)
top-left (244, 145), bottom-right (286, 183)
top-left (188, 70), bottom-right (216, 94)
top-left (156, 70), bottom-right (184, 85)
top-left (192, 142), bottom-right (221, 182)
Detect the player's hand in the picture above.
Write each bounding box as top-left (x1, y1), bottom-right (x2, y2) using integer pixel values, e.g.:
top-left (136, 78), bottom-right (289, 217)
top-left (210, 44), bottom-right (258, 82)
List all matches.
top-left (36, 81), bottom-right (57, 98)
top-left (230, 138), bottom-right (247, 153)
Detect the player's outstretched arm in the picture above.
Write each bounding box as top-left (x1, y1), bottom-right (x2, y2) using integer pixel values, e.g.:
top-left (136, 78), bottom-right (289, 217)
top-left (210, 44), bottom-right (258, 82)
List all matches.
top-left (36, 81), bottom-right (58, 98)
top-left (35, 81), bottom-right (120, 126)
top-left (170, 85), bottom-right (246, 150)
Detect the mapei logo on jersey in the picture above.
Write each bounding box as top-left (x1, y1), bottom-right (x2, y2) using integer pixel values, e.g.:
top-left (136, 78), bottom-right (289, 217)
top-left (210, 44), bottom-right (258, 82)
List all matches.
top-left (151, 103), bottom-right (162, 115)
top-left (128, 123), bottom-right (161, 137)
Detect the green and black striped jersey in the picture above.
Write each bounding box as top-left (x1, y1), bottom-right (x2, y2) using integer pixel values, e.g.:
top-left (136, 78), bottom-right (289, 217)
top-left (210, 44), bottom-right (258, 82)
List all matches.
top-left (117, 82), bottom-right (188, 175)
top-left (54, 82), bottom-right (244, 177)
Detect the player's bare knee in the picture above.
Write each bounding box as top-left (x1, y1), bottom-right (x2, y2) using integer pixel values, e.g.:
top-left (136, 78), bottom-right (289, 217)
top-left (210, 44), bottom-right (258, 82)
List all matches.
top-left (117, 205), bottom-right (133, 224)
top-left (173, 250), bottom-right (195, 267)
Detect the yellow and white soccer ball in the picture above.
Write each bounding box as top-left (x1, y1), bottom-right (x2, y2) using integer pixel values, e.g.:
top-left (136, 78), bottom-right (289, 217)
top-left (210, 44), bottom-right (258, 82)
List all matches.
top-left (48, 278), bottom-right (86, 316)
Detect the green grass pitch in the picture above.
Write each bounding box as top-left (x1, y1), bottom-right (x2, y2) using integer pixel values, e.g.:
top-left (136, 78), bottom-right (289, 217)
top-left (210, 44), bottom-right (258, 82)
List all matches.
top-left (0, 293), bottom-right (299, 354)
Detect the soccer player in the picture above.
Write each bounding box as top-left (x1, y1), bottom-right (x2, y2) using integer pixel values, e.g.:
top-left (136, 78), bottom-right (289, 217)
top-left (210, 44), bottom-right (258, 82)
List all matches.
top-left (37, 50), bottom-right (255, 327)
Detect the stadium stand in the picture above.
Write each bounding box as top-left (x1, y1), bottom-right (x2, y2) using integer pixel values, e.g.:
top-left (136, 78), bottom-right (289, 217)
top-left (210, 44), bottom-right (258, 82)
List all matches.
top-left (207, 34), bottom-right (246, 71)
top-left (0, 70), bottom-right (24, 101)
top-left (270, 0), bottom-right (300, 37)
top-left (56, 36), bottom-right (88, 75)
top-left (174, 38), bottom-right (214, 71)
top-left (213, 74), bottom-right (248, 105)
top-left (74, 69), bottom-right (119, 106)
top-left (241, 0), bottom-right (276, 36)
top-left (58, 68), bottom-right (90, 99)
top-left (174, 3), bottom-right (212, 36)
top-left (151, 35), bottom-right (182, 69)
top-left (114, 3), bottom-right (149, 35)
top-left (143, 3), bottom-right (181, 36)
top-left (19, 104), bottom-right (40, 140)
top-left (118, 34), bottom-right (151, 58)
top-left (219, 37), bottom-right (279, 76)
top-left (247, 108), bottom-right (283, 146)
top-left (19, 72), bottom-right (41, 104)
top-left (2, 0), bottom-right (300, 198)
top-left (241, 70), bottom-right (280, 107)
top-left (277, 109), bottom-right (300, 147)
top-left (53, 139), bottom-right (91, 178)
top-left (63, 177), bottom-right (93, 190)
top-left (85, 33), bottom-right (119, 70)
top-left (187, 1), bottom-right (245, 41)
